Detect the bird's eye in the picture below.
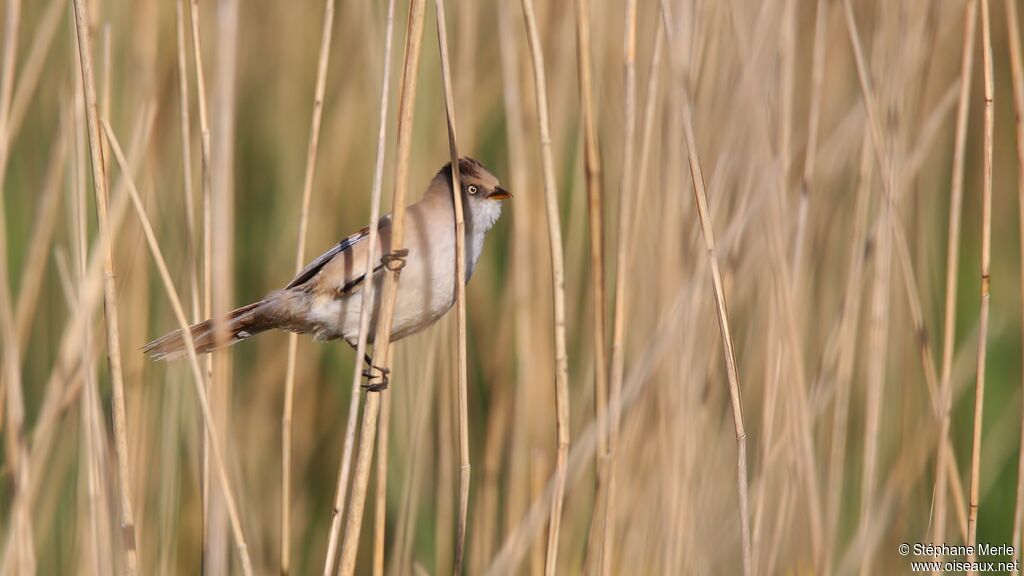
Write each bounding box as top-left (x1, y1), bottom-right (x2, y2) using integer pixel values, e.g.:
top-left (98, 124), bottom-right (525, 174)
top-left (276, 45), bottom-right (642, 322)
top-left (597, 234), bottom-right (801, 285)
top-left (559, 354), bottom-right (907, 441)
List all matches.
top-left (467, 185), bottom-right (478, 195)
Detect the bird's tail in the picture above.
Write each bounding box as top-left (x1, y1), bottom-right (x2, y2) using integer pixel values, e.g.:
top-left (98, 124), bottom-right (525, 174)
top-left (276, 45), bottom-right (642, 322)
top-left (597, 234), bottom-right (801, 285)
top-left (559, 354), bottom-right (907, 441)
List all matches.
top-left (143, 301), bottom-right (272, 361)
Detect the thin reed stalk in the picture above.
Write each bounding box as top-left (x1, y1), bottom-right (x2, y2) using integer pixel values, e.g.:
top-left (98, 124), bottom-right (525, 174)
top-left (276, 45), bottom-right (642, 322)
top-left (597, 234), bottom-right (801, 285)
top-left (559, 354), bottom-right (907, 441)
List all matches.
top-left (520, 0), bottom-right (572, 573)
top-left (433, 0), bottom-right (472, 571)
top-left (1006, 0), bottom-right (1024, 568)
top-left (967, 0), bottom-right (994, 565)
top-left (74, 85), bottom-right (103, 576)
top-left (792, 0), bottom-right (828, 282)
top-left (208, 1), bottom-right (240, 567)
top-left (678, 94), bottom-right (752, 576)
top-left (321, 0), bottom-right (396, 571)
top-left (496, 1), bottom-right (535, 567)
top-left (336, 0), bottom-right (427, 573)
top-left (102, 119), bottom-right (254, 576)
top-left (0, 0), bottom-right (33, 570)
top-left (574, 0), bottom-right (609, 569)
top-left (282, 2), bottom-right (336, 573)
top-left (70, 1), bottom-right (138, 571)
top-left (599, 0), bottom-right (637, 571)
top-left (373, 387), bottom-right (392, 576)
top-left (933, 1), bottom-right (977, 565)
top-left (186, 0), bottom-right (215, 541)
top-left (175, 0), bottom-right (200, 323)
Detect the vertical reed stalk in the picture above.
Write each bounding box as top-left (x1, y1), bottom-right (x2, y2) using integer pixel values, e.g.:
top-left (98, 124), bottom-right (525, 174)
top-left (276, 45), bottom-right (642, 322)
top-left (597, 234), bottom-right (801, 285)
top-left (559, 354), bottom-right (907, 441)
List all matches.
top-left (321, 0), bottom-right (396, 571)
top-left (967, 0), bottom-right (994, 566)
top-left (520, 0), bottom-right (573, 573)
top-left (791, 0), bottom-right (828, 282)
top-left (933, 1), bottom-right (977, 567)
top-left (208, 1), bottom-right (239, 566)
top-left (497, 0), bottom-right (535, 563)
top-left (1006, 0), bottom-right (1024, 568)
top-left (574, 0), bottom-right (609, 568)
top-left (175, 0), bottom-right (200, 324)
top-left (433, 0), bottom-right (472, 571)
top-left (187, 0), bottom-right (215, 542)
top-left (336, 0), bottom-right (426, 573)
top-left (600, 0), bottom-right (637, 571)
top-left (282, 2), bottom-right (336, 573)
top-left (679, 95), bottom-right (752, 576)
top-left (0, 0), bottom-right (33, 569)
top-left (373, 384), bottom-right (392, 576)
top-left (102, 119), bottom-right (254, 576)
top-left (70, 1), bottom-right (138, 571)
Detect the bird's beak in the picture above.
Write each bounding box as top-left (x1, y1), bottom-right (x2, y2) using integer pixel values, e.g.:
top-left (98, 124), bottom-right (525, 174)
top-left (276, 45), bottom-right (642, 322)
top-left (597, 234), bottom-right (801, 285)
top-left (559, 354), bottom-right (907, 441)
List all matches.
top-left (489, 186), bottom-right (512, 200)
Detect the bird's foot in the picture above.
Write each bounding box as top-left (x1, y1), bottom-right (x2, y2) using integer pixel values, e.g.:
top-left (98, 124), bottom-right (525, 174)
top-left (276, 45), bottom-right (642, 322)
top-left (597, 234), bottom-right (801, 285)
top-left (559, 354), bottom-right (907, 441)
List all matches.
top-left (381, 248), bottom-right (409, 271)
top-left (361, 353), bottom-right (390, 391)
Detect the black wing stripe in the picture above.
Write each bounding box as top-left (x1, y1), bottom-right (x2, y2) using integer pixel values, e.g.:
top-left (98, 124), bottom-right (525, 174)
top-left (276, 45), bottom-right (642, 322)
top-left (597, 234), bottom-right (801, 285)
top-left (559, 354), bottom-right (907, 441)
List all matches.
top-left (286, 226), bottom-right (370, 289)
top-left (337, 262), bottom-right (386, 295)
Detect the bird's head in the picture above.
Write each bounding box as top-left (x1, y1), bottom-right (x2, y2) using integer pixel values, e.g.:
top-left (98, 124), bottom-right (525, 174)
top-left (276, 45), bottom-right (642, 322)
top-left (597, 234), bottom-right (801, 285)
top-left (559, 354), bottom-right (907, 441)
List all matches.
top-left (437, 157), bottom-right (511, 233)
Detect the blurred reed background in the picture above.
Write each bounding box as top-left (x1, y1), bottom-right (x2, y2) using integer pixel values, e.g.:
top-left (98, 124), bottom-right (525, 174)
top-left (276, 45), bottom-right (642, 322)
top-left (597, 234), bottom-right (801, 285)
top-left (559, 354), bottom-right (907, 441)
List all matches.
top-left (3, 0), bottom-right (1024, 574)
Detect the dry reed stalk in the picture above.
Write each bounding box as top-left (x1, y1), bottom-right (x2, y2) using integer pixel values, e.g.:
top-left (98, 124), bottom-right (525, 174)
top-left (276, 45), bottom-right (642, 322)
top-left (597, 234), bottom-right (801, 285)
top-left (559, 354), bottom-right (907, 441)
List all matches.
top-left (0, 108), bottom-right (153, 574)
top-left (282, 1), bottom-right (336, 573)
top-left (599, 0), bottom-right (637, 571)
top-left (336, 0), bottom-right (426, 573)
top-left (627, 26), bottom-right (663, 264)
top-left (1007, 0), bottom-right (1024, 568)
top-left (373, 386), bottom-right (392, 576)
top-left (677, 62), bottom-right (752, 576)
top-left (74, 89), bottom-right (103, 576)
top-left (933, 6), bottom-right (976, 555)
top-left (102, 118), bottom-right (255, 576)
top-left (70, 1), bottom-right (138, 571)
top-left (0, 1), bottom-right (32, 570)
top-left (0, 109), bottom-right (143, 573)
top-left (824, 134), bottom-right (873, 572)
top-left (392, 332), bottom-right (441, 576)
top-left (967, 0), bottom-right (994, 566)
top-left (496, 0), bottom-right (537, 559)
top-left (573, 1), bottom-right (610, 569)
top-left (175, 0), bottom-right (200, 324)
top-left (321, 0), bottom-right (396, 571)
top-left (530, 451), bottom-right (546, 576)
top-left (208, 1), bottom-right (240, 567)
top-left (519, 0), bottom-right (572, 573)
top-left (186, 0), bottom-right (215, 542)
top-left (433, 0), bottom-right (472, 571)
top-left (791, 0), bottom-right (828, 282)
top-left (487, 281), bottom-right (693, 574)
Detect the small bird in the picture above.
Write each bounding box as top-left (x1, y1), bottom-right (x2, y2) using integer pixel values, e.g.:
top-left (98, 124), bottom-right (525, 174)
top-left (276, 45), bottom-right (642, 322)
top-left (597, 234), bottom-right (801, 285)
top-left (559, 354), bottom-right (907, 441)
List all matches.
top-left (144, 157), bottom-right (509, 385)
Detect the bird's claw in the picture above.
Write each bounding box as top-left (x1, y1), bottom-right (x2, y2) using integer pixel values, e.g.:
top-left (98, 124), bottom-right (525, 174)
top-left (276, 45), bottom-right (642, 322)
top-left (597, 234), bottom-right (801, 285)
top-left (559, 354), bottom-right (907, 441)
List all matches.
top-left (381, 248), bottom-right (409, 271)
top-left (361, 364), bottom-right (390, 392)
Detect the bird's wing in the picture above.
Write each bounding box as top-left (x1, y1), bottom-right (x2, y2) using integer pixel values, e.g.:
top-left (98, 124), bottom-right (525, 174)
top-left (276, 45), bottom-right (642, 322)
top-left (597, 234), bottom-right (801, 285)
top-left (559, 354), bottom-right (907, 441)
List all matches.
top-left (286, 217), bottom-right (391, 290)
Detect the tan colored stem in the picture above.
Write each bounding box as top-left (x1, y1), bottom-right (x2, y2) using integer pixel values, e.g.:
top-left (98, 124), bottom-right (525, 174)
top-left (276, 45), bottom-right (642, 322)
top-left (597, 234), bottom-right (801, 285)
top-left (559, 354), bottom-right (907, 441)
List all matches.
top-left (934, 1), bottom-right (977, 566)
top-left (70, 1), bottom-right (137, 571)
top-left (336, 0), bottom-right (426, 573)
top-left (599, 0), bottom-right (637, 571)
top-left (1006, 0), bottom-right (1024, 569)
top-left (282, 2), bottom-right (336, 573)
top-left (967, 0), bottom-right (994, 568)
top-left (519, 0), bottom-right (572, 573)
top-left (102, 118), bottom-right (254, 576)
top-left (321, 0), bottom-right (397, 572)
top-left (433, 0), bottom-right (472, 572)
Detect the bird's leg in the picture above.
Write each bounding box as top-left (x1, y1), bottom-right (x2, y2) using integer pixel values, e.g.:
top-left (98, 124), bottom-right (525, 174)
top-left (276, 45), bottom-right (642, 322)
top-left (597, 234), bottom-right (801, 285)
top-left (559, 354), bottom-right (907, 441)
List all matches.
top-left (358, 248), bottom-right (407, 392)
top-left (361, 352), bottom-right (390, 392)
